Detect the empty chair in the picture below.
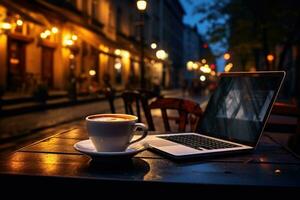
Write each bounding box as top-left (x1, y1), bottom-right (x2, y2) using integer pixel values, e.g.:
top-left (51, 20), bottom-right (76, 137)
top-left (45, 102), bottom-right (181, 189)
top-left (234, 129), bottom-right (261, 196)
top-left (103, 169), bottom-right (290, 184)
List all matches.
top-left (103, 87), bottom-right (116, 113)
top-left (121, 90), bottom-right (156, 130)
top-left (267, 102), bottom-right (300, 154)
top-left (137, 89), bottom-right (163, 100)
top-left (148, 97), bottom-right (204, 132)
top-left (266, 102), bottom-right (299, 133)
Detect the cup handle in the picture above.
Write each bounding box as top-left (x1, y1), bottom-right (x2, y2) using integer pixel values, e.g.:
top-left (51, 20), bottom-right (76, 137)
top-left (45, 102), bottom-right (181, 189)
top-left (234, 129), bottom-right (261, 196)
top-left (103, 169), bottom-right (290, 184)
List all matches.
top-left (129, 123), bottom-right (148, 145)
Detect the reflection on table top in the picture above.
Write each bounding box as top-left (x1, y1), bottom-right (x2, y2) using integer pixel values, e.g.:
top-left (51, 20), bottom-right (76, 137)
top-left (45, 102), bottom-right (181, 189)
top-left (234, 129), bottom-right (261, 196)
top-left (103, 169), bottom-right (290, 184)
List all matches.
top-left (0, 126), bottom-right (299, 194)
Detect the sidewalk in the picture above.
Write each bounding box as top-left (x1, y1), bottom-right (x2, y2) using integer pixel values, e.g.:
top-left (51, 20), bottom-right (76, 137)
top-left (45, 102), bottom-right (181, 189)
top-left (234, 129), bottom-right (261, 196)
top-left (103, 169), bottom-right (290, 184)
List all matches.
top-left (0, 98), bottom-right (124, 140)
top-left (0, 90), bottom-right (117, 117)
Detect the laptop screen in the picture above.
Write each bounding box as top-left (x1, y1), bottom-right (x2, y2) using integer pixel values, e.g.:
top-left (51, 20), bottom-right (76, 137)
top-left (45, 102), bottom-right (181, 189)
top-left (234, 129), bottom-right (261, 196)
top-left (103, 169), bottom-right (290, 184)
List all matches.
top-left (198, 72), bottom-right (285, 146)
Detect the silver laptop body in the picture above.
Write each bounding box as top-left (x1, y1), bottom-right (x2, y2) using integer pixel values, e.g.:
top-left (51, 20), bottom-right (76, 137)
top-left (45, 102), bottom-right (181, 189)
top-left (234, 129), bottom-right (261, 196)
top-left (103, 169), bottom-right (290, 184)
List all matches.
top-left (146, 71), bottom-right (286, 159)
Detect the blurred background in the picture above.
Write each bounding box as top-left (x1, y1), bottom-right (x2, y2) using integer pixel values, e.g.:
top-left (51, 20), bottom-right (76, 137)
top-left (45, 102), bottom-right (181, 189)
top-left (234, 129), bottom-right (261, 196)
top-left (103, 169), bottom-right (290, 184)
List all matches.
top-left (0, 0), bottom-right (299, 152)
top-left (0, 0), bottom-right (299, 100)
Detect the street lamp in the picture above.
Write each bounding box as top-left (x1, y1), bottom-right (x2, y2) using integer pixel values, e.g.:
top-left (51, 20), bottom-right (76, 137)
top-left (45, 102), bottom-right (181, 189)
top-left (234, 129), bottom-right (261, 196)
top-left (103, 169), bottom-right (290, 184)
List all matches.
top-left (267, 54), bottom-right (274, 62)
top-left (137, 0), bottom-right (147, 11)
top-left (156, 49), bottom-right (167, 60)
top-left (266, 53), bottom-right (275, 70)
top-left (224, 53), bottom-right (230, 60)
top-left (136, 0), bottom-right (147, 89)
top-left (151, 42), bottom-right (157, 49)
top-left (224, 63), bottom-right (233, 72)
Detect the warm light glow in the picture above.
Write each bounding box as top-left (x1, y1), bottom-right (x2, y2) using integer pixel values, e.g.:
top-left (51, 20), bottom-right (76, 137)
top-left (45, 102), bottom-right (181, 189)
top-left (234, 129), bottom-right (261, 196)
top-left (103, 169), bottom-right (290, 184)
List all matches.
top-left (267, 54), bottom-right (274, 62)
top-left (51, 27), bottom-right (59, 33)
top-left (151, 43), bottom-right (157, 49)
top-left (200, 75), bottom-right (206, 82)
top-left (192, 63), bottom-right (198, 70)
top-left (114, 62), bottom-right (122, 70)
top-left (10, 58), bottom-right (19, 64)
top-left (210, 71), bottom-right (216, 76)
top-left (201, 59), bottom-right (206, 64)
top-left (224, 53), bottom-right (231, 60)
top-left (200, 66), bottom-right (211, 73)
top-left (16, 19), bottom-right (23, 26)
top-left (1, 22), bottom-right (12, 30)
top-left (89, 69), bottom-right (96, 76)
top-left (40, 32), bottom-right (47, 39)
top-left (45, 30), bottom-right (51, 36)
top-left (156, 49), bottom-right (167, 60)
top-left (187, 61), bottom-right (194, 71)
top-left (69, 54), bottom-right (75, 59)
top-left (64, 39), bottom-right (74, 46)
top-left (40, 154), bottom-right (59, 173)
top-left (71, 34), bottom-right (78, 41)
top-left (137, 0), bottom-right (147, 11)
top-left (99, 45), bottom-right (109, 53)
top-left (224, 63), bottom-right (233, 72)
top-left (114, 49), bottom-right (121, 55)
top-left (121, 50), bottom-right (130, 58)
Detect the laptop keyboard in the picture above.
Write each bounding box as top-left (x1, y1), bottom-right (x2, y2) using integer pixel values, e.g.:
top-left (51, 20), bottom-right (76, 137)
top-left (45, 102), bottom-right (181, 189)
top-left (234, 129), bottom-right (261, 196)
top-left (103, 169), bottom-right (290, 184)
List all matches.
top-left (159, 134), bottom-right (239, 150)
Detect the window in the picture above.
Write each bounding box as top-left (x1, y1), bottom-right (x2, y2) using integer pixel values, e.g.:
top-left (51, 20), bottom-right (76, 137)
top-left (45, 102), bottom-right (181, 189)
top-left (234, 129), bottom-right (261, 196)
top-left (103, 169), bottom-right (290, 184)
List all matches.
top-left (116, 7), bottom-right (122, 33)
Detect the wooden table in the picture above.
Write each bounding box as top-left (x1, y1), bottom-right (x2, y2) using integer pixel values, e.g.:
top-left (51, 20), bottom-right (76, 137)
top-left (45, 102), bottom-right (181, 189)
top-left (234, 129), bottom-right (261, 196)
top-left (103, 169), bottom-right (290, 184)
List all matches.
top-left (0, 125), bottom-right (300, 195)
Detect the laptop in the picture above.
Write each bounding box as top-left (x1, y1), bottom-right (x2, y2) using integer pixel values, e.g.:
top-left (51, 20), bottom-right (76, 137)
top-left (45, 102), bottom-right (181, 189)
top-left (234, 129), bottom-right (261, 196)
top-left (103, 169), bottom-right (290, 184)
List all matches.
top-left (146, 71), bottom-right (286, 159)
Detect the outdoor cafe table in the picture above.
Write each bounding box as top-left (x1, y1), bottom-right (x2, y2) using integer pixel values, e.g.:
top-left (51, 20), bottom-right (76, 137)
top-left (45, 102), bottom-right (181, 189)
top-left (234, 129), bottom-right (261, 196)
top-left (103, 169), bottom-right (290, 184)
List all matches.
top-left (0, 125), bottom-right (300, 195)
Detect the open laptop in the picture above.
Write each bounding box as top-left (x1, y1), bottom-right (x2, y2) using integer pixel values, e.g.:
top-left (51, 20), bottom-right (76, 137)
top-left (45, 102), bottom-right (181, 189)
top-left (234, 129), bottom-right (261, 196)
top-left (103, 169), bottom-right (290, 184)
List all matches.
top-left (146, 71), bottom-right (286, 159)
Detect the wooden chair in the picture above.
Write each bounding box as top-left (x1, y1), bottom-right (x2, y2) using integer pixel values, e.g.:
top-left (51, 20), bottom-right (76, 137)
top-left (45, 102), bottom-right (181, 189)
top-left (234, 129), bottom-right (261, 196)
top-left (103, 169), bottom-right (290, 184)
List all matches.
top-left (266, 102), bottom-right (299, 133)
top-left (267, 102), bottom-right (300, 154)
top-left (121, 90), bottom-right (156, 130)
top-left (148, 98), bottom-right (204, 132)
top-left (102, 87), bottom-right (116, 113)
top-left (137, 89), bottom-right (163, 100)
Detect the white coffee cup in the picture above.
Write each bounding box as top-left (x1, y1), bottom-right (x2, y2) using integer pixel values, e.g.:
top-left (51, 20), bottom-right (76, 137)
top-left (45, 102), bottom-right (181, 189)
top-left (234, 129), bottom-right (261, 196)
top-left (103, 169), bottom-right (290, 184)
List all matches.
top-left (86, 114), bottom-right (148, 152)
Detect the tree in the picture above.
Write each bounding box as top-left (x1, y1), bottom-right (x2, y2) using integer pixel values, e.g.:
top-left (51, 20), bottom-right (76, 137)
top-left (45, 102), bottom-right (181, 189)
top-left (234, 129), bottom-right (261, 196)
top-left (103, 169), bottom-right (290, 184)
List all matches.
top-left (193, 0), bottom-right (300, 70)
top-left (190, 0), bottom-right (300, 157)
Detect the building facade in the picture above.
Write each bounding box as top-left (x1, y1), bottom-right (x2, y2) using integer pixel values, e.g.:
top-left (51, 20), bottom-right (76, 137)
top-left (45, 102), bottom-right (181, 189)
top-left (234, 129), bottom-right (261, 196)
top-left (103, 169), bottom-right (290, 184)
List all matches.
top-left (112, 0), bottom-right (185, 88)
top-left (182, 24), bottom-right (216, 83)
top-left (0, 0), bottom-right (185, 95)
top-left (158, 0), bottom-right (185, 87)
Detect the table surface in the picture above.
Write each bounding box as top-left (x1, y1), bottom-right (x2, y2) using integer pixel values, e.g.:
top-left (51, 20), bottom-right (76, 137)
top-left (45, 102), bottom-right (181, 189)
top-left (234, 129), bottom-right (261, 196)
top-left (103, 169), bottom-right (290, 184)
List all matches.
top-left (1, 124), bottom-right (300, 193)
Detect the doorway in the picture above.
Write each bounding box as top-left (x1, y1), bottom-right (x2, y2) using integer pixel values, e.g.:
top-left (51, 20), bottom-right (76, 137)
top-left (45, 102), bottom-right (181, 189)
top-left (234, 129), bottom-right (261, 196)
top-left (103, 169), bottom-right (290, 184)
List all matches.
top-left (7, 39), bottom-right (26, 91)
top-left (41, 46), bottom-right (54, 88)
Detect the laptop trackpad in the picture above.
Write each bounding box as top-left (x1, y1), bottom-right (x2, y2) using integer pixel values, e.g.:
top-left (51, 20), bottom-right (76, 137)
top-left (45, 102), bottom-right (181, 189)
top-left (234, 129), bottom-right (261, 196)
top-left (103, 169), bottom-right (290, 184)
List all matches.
top-left (146, 139), bottom-right (177, 147)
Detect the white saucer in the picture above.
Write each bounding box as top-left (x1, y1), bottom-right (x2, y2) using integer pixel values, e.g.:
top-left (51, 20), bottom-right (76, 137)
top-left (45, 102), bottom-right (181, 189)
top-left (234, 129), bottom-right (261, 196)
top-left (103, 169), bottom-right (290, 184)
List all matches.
top-left (74, 140), bottom-right (147, 161)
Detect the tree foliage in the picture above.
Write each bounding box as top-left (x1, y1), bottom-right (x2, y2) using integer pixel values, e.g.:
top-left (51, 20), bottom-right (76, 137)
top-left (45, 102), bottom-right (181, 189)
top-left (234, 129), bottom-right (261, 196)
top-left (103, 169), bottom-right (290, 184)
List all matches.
top-left (193, 0), bottom-right (300, 69)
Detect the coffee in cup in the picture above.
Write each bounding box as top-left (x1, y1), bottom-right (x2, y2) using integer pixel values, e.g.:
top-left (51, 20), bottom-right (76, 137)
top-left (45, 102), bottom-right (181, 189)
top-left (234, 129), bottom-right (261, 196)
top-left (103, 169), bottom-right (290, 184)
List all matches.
top-left (86, 114), bottom-right (148, 152)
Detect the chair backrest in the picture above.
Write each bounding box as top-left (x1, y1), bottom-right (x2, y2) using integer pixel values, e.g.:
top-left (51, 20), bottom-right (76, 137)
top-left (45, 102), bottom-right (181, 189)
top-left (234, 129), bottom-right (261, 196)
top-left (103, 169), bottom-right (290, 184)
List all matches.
top-left (137, 89), bottom-right (162, 100)
top-left (266, 102), bottom-right (300, 133)
top-left (121, 90), bottom-right (156, 130)
top-left (148, 98), bottom-right (204, 132)
top-left (103, 87), bottom-right (116, 113)
top-left (122, 91), bottom-right (142, 120)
